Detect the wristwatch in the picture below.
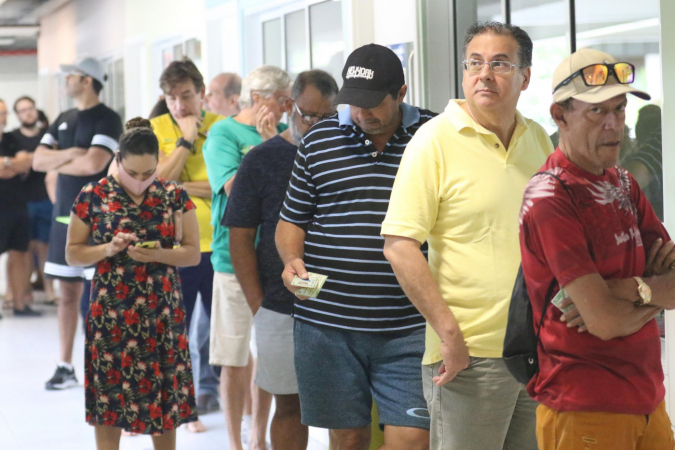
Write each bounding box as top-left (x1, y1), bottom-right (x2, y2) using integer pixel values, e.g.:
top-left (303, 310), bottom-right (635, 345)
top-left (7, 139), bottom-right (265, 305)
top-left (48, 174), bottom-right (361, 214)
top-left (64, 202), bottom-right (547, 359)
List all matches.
top-left (633, 276), bottom-right (652, 305)
top-left (177, 137), bottom-right (195, 154)
top-left (3, 156), bottom-right (10, 167)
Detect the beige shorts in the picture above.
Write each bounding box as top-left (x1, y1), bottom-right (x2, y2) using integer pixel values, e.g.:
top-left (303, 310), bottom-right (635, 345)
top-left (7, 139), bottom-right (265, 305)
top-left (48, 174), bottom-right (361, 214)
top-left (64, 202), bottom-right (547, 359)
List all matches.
top-left (209, 272), bottom-right (253, 367)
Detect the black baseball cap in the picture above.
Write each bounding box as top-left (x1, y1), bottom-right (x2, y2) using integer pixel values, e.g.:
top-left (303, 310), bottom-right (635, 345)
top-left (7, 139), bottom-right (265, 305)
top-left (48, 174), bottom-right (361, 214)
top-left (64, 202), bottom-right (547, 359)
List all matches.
top-left (334, 44), bottom-right (405, 109)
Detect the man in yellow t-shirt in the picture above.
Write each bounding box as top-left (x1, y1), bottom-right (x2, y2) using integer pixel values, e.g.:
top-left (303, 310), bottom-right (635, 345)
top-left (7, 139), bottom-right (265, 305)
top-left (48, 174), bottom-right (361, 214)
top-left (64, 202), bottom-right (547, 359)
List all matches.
top-left (382, 23), bottom-right (553, 450)
top-left (151, 57), bottom-right (223, 431)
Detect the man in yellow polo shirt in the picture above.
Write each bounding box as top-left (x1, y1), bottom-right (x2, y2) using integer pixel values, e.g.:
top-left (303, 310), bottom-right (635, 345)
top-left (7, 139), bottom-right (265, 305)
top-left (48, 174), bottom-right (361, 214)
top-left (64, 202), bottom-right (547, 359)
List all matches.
top-left (152, 57), bottom-right (223, 432)
top-left (382, 23), bottom-right (553, 450)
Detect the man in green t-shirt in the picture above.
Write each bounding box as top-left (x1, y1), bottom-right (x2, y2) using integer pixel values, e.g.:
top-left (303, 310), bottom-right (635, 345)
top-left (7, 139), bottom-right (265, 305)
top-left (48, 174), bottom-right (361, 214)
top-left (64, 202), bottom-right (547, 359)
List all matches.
top-left (203, 65), bottom-right (290, 450)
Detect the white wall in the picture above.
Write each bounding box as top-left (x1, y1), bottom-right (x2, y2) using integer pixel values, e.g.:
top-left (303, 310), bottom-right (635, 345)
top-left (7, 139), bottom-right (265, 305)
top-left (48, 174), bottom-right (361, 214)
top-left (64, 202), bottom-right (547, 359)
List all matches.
top-left (0, 54), bottom-right (39, 130)
top-left (124, 0), bottom-right (210, 116)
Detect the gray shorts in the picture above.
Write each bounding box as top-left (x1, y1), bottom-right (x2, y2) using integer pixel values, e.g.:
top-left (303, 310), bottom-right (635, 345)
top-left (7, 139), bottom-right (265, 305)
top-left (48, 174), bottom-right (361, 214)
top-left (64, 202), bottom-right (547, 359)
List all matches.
top-left (422, 357), bottom-right (538, 450)
top-left (254, 307), bottom-right (298, 395)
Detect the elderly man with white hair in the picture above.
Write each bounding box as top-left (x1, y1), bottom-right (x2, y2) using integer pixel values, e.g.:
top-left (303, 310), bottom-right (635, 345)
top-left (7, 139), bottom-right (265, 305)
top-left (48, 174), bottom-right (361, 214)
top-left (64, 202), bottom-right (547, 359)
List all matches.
top-left (203, 65), bottom-right (291, 450)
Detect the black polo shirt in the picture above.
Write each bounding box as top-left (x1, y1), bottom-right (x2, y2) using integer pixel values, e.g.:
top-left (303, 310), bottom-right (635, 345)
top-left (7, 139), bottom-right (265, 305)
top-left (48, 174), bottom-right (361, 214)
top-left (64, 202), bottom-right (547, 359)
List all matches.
top-left (280, 103), bottom-right (436, 332)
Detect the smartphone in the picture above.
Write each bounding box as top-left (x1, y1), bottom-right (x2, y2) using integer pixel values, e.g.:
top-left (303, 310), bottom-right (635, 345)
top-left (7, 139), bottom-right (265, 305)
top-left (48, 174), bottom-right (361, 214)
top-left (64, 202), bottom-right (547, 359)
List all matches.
top-left (135, 241), bottom-right (156, 249)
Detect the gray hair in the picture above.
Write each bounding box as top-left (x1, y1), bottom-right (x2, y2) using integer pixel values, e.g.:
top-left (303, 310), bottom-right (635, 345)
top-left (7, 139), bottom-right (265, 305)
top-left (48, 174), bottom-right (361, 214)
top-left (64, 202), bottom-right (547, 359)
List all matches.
top-left (239, 65), bottom-right (292, 109)
top-left (464, 21), bottom-right (533, 68)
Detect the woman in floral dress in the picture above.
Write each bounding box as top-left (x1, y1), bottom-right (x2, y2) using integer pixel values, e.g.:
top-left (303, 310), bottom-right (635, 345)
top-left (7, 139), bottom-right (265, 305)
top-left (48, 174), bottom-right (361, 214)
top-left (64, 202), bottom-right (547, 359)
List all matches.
top-left (65, 118), bottom-right (201, 450)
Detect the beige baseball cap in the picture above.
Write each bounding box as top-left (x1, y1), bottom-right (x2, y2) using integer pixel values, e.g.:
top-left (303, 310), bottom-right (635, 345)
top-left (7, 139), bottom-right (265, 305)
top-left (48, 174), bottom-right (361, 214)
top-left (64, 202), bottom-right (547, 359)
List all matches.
top-left (552, 48), bottom-right (650, 104)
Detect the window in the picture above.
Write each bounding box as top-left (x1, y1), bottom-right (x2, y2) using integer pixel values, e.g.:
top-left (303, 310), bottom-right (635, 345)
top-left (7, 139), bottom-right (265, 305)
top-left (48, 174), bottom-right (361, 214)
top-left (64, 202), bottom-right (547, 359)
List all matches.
top-left (477, 0), bottom-right (503, 23)
top-left (309, 0), bottom-right (344, 85)
top-left (101, 58), bottom-right (125, 121)
top-left (263, 18), bottom-right (283, 67)
top-left (285, 10), bottom-right (308, 78)
top-left (252, 1), bottom-right (344, 85)
top-left (511, 0), bottom-right (570, 134)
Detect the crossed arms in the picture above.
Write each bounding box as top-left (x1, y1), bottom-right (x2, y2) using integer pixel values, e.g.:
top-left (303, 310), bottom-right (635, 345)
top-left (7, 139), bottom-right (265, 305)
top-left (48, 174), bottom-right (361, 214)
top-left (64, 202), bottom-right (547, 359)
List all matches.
top-left (33, 143), bottom-right (112, 176)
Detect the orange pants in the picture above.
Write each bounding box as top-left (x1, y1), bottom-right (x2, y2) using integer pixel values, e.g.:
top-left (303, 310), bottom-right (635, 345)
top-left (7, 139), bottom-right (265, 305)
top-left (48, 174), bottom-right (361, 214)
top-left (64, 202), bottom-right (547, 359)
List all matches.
top-left (536, 401), bottom-right (675, 450)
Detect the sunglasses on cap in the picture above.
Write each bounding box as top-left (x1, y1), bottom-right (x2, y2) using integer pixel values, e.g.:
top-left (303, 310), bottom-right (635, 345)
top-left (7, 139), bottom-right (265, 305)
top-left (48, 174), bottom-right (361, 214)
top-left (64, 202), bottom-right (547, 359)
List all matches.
top-left (553, 62), bottom-right (635, 94)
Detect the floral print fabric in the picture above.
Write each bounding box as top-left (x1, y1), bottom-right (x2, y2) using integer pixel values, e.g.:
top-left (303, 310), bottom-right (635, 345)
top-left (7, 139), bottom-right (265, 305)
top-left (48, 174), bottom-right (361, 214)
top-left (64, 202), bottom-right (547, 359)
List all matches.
top-left (72, 176), bottom-right (198, 435)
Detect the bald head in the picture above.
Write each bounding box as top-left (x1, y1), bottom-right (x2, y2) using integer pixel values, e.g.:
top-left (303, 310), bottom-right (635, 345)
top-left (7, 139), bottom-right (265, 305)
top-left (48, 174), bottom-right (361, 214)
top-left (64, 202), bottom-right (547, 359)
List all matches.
top-left (206, 73), bottom-right (242, 117)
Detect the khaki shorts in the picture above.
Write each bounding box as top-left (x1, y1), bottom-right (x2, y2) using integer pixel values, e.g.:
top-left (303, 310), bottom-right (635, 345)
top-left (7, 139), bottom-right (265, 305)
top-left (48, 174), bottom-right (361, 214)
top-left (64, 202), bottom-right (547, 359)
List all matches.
top-left (423, 358), bottom-right (537, 450)
top-left (209, 272), bottom-right (253, 367)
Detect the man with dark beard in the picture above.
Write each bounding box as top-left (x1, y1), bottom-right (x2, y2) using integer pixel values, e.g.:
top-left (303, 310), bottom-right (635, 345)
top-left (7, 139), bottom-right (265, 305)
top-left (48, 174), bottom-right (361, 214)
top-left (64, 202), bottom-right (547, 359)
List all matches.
top-left (223, 69), bottom-right (337, 450)
top-left (2, 96), bottom-right (57, 307)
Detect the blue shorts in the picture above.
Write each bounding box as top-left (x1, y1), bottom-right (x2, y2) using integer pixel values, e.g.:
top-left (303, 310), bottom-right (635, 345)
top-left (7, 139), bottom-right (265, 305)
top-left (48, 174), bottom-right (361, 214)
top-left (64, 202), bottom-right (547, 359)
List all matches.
top-left (293, 320), bottom-right (430, 430)
top-left (27, 199), bottom-right (53, 243)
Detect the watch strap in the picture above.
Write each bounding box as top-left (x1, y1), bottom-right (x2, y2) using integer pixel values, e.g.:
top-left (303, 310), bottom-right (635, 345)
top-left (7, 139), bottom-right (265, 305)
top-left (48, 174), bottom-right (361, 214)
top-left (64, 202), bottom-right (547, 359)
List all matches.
top-left (177, 137), bottom-right (195, 153)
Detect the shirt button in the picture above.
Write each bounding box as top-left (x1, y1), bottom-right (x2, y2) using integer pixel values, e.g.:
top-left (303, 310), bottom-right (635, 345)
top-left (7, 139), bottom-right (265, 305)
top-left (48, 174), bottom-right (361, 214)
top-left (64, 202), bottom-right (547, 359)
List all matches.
top-left (371, 152), bottom-right (377, 157)
top-left (365, 140), bottom-right (371, 145)
top-left (495, 143), bottom-right (500, 148)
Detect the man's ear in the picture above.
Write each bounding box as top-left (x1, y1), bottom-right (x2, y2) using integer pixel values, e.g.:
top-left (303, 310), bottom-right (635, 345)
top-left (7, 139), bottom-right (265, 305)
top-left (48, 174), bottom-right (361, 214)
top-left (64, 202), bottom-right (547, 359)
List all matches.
top-left (550, 102), bottom-right (569, 131)
top-left (229, 94), bottom-right (240, 106)
top-left (397, 85), bottom-right (408, 103)
top-left (521, 67), bottom-right (531, 91)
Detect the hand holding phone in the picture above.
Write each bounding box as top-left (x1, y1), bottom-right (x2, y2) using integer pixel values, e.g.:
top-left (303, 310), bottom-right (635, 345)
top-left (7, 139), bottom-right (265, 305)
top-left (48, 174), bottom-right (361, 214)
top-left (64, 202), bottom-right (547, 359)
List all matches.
top-left (135, 241), bottom-right (157, 249)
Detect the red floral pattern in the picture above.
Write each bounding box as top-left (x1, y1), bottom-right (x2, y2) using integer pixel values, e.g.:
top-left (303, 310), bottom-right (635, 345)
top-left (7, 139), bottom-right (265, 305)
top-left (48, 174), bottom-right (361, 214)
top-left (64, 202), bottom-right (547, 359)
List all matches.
top-left (72, 176), bottom-right (197, 435)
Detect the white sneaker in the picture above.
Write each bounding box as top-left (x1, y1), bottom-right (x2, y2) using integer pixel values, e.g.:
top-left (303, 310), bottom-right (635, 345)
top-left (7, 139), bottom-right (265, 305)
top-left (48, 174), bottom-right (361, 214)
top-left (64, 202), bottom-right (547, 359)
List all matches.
top-left (241, 414), bottom-right (252, 448)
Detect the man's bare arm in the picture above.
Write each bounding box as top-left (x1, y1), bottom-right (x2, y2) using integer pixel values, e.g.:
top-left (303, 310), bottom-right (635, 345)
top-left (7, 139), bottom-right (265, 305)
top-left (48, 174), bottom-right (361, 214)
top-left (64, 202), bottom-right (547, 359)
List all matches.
top-left (230, 227), bottom-right (264, 315)
top-left (384, 235), bottom-right (470, 386)
top-left (156, 146), bottom-right (191, 181)
top-left (55, 147), bottom-right (114, 176)
top-left (224, 175), bottom-right (236, 196)
top-left (33, 145), bottom-right (87, 172)
top-left (182, 181), bottom-right (212, 199)
top-left (275, 219), bottom-right (310, 297)
top-left (276, 219), bottom-right (306, 265)
top-left (563, 273), bottom-right (662, 341)
top-left (156, 114), bottom-right (201, 181)
top-left (0, 151), bottom-right (32, 178)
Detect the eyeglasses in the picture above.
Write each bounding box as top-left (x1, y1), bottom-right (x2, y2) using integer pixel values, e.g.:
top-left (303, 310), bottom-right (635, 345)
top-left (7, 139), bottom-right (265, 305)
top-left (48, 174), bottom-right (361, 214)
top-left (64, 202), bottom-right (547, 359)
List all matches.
top-left (292, 101), bottom-right (336, 125)
top-left (462, 59), bottom-right (523, 74)
top-left (553, 62), bottom-right (635, 94)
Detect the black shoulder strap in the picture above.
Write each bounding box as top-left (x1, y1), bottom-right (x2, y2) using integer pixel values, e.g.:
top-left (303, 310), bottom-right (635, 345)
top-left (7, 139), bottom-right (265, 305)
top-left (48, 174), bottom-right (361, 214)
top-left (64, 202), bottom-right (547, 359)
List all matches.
top-left (531, 170), bottom-right (570, 341)
top-left (536, 278), bottom-right (557, 341)
top-left (533, 171), bottom-right (571, 197)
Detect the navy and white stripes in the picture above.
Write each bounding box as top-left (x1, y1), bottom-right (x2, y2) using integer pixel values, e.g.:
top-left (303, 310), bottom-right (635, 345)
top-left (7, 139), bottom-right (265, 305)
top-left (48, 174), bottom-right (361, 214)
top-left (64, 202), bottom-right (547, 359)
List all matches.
top-left (280, 103), bottom-right (436, 332)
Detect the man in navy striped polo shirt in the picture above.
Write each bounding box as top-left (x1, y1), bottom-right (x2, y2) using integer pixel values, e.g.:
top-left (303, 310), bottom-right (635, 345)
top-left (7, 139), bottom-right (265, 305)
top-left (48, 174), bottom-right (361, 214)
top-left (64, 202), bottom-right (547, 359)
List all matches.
top-left (276, 44), bottom-right (436, 450)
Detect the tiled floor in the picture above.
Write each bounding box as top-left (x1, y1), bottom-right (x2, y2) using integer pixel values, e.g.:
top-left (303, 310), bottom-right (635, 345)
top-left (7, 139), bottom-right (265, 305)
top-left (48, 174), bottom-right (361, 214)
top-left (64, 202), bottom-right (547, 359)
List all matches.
top-left (0, 254), bottom-right (328, 449)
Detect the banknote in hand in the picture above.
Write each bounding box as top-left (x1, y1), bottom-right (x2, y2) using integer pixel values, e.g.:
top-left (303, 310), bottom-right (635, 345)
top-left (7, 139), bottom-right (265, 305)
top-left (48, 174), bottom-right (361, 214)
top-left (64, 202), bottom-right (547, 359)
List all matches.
top-left (291, 272), bottom-right (328, 298)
